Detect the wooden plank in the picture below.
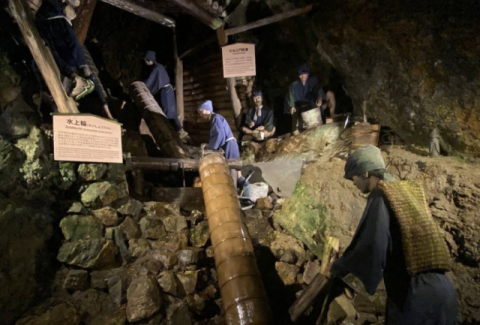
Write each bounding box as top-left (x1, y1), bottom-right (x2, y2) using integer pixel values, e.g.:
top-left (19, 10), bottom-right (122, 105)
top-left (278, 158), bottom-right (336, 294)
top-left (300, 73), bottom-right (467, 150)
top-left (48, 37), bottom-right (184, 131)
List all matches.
top-left (224, 4), bottom-right (315, 36)
top-left (152, 187), bottom-right (205, 211)
top-left (73, 0), bottom-right (98, 44)
top-left (169, 0), bottom-right (223, 29)
top-left (100, 0), bottom-right (175, 27)
top-left (8, 0), bottom-right (79, 114)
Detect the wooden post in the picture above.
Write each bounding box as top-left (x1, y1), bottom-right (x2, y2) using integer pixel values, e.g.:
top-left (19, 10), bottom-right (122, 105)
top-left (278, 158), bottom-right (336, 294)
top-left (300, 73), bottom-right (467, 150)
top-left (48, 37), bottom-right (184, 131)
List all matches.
top-left (73, 0), bottom-right (98, 44)
top-left (8, 0), bottom-right (79, 114)
top-left (173, 29), bottom-right (184, 125)
top-left (176, 58), bottom-right (184, 124)
top-left (217, 25), bottom-right (242, 130)
top-left (224, 4), bottom-right (316, 36)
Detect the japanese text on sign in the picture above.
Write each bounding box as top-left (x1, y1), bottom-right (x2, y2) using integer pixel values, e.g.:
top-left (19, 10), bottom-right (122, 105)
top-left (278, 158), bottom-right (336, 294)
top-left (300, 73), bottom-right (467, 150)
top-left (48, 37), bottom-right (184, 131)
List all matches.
top-left (53, 114), bottom-right (123, 163)
top-left (222, 43), bottom-right (256, 78)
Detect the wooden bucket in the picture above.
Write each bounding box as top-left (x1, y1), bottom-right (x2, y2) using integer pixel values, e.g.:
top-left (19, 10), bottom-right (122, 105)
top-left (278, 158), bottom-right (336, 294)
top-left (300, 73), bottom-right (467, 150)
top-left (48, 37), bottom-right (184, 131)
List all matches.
top-left (351, 123), bottom-right (380, 150)
top-left (301, 107), bottom-right (322, 129)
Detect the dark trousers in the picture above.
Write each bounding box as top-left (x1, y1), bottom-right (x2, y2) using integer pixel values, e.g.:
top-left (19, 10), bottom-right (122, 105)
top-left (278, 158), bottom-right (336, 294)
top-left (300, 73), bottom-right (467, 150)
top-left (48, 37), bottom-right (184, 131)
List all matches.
top-left (37, 18), bottom-right (87, 78)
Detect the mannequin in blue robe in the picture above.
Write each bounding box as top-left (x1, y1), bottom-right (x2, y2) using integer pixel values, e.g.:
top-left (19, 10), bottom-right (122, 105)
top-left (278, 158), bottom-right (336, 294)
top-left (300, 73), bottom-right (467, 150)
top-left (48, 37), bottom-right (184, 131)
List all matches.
top-left (143, 51), bottom-right (183, 133)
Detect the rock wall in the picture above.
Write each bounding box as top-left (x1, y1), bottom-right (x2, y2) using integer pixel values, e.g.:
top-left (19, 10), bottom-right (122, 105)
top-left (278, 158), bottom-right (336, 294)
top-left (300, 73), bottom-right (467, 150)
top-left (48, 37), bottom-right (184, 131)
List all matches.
top-left (275, 144), bottom-right (480, 323)
top-left (238, 0), bottom-right (480, 156)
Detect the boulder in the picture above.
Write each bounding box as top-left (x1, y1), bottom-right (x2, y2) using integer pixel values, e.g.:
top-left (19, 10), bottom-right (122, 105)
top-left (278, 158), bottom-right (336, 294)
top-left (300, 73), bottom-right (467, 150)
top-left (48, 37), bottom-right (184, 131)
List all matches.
top-left (112, 197), bottom-right (143, 218)
top-left (166, 302), bottom-right (191, 325)
top-left (14, 127), bottom-right (46, 161)
top-left (269, 232), bottom-right (305, 261)
top-left (244, 211), bottom-right (274, 242)
top-left (92, 207), bottom-right (120, 226)
top-left (151, 250), bottom-right (178, 270)
top-left (303, 260), bottom-right (321, 285)
top-left (279, 249), bottom-right (297, 264)
top-left (143, 202), bottom-right (180, 217)
top-left (176, 248), bottom-right (203, 268)
top-left (149, 231), bottom-right (189, 251)
top-left (80, 181), bottom-right (127, 209)
top-left (0, 98), bottom-right (39, 138)
top-left (275, 262), bottom-right (300, 286)
top-left (58, 162), bottom-right (76, 190)
top-left (63, 269), bottom-right (89, 291)
top-left (119, 217), bottom-right (141, 240)
top-left (72, 288), bottom-right (126, 325)
top-left (67, 202), bottom-right (88, 215)
top-left (139, 217), bottom-right (167, 240)
top-left (59, 215), bottom-right (103, 241)
top-left (77, 163), bottom-right (108, 182)
top-left (0, 139), bottom-right (23, 193)
top-left (327, 295), bottom-right (357, 325)
top-left (176, 271), bottom-right (198, 296)
top-left (126, 275), bottom-right (162, 322)
top-left (158, 271), bottom-right (178, 295)
top-left (104, 163), bottom-right (128, 193)
top-left (160, 213), bottom-right (188, 233)
top-left (189, 221), bottom-right (210, 247)
top-left (57, 238), bottom-right (118, 269)
top-left (129, 238), bottom-right (151, 258)
top-left (90, 268), bottom-right (129, 290)
top-left (16, 303), bottom-right (80, 325)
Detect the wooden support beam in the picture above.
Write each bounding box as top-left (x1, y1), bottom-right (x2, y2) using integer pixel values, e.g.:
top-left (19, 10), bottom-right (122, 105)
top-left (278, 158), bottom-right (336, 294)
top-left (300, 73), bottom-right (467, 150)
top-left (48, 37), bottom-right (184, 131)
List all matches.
top-left (224, 4), bottom-right (315, 36)
top-left (169, 0), bottom-right (223, 30)
top-left (125, 156), bottom-right (243, 171)
top-left (216, 24), bottom-right (242, 131)
top-left (179, 36), bottom-right (216, 60)
top-left (8, 0), bottom-right (79, 114)
top-left (100, 0), bottom-right (175, 27)
top-left (73, 0), bottom-right (98, 44)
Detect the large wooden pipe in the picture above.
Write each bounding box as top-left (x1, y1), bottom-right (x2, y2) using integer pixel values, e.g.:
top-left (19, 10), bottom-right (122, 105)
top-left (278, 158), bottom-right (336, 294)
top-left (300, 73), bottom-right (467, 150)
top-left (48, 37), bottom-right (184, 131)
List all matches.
top-left (199, 154), bottom-right (271, 325)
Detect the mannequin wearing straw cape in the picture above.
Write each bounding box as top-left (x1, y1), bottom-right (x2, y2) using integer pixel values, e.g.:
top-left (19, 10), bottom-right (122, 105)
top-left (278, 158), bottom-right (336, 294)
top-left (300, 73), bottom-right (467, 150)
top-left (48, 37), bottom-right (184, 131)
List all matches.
top-left (331, 145), bottom-right (457, 325)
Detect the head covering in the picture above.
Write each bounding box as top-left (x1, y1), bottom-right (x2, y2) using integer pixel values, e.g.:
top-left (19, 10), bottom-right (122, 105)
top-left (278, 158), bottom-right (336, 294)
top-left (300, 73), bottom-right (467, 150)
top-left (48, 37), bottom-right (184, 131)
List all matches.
top-left (344, 145), bottom-right (385, 180)
top-left (144, 51), bottom-right (156, 61)
top-left (197, 100), bottom-right (213, 112)
top-left (298, 63), bottom-right (310, 75)
top-left (253, 90), bottom-right (262, 97)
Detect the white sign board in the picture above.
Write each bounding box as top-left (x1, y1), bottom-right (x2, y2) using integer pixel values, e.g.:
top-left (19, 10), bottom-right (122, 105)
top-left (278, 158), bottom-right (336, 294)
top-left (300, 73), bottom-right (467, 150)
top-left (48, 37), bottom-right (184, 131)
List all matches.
top-left (222, 43), bottom-right (256, 78)
top-left (53, 114), bottom-right (123, 163)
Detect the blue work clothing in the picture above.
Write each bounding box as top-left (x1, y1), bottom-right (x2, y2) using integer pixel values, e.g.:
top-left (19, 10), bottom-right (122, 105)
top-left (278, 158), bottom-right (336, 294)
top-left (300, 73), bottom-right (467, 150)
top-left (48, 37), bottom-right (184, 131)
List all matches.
top-left (206, 113), bottom-right (240, 159)
top-left (144, 62), bottom-right (182, 131)
top-left (244, 106), bottom-right (275, 132)
top-left (36, 0), bottom-right (87, 78)
top-left (331, 188), bottom-right (458, 325)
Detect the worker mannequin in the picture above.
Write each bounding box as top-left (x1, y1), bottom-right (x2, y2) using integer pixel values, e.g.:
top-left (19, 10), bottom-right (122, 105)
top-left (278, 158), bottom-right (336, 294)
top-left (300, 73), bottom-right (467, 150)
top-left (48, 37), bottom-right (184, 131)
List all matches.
top-left (286, 63), bottom-right (325, 134)
top-left (197, 100), bottom-right (248, 190)
top-left (143, 51), bottom-right (188, 139)
top-left (331, 145), bottom-right (457, 325)
top-left (241, 90), bottom-right (275, 141)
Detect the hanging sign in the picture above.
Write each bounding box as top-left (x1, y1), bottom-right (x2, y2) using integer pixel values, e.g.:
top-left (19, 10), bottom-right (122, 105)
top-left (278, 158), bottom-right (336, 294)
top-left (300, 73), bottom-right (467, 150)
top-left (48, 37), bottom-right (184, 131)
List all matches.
top-left (222, 43), bottom-right (256, 78)
top-left (53, 113), bottom-right (123, 163)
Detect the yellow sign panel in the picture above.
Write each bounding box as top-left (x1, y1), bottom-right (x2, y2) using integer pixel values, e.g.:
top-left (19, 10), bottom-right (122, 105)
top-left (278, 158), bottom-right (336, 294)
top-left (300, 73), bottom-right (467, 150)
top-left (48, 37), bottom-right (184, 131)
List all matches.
top-left (53, 114), bottom-right (123, 163)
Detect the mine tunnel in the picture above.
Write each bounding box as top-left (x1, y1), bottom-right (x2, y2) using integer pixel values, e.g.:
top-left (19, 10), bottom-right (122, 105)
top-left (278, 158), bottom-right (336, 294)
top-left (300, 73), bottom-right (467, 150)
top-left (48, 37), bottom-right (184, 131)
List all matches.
top-left (0, 0), bottom-right (479, 324)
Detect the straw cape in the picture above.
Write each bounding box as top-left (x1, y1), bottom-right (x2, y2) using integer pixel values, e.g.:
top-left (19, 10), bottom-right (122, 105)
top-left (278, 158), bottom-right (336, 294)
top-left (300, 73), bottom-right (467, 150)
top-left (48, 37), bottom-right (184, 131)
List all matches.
top-left (378, 180), bottom-right (452, 275)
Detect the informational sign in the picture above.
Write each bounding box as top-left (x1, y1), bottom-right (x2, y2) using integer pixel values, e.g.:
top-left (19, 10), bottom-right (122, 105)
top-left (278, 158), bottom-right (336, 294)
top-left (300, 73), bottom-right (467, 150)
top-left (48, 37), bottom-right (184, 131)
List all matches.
top-left (222, 43), bottom-right (256, 78)
top-left (53, 114), bottom-right (123, 163)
